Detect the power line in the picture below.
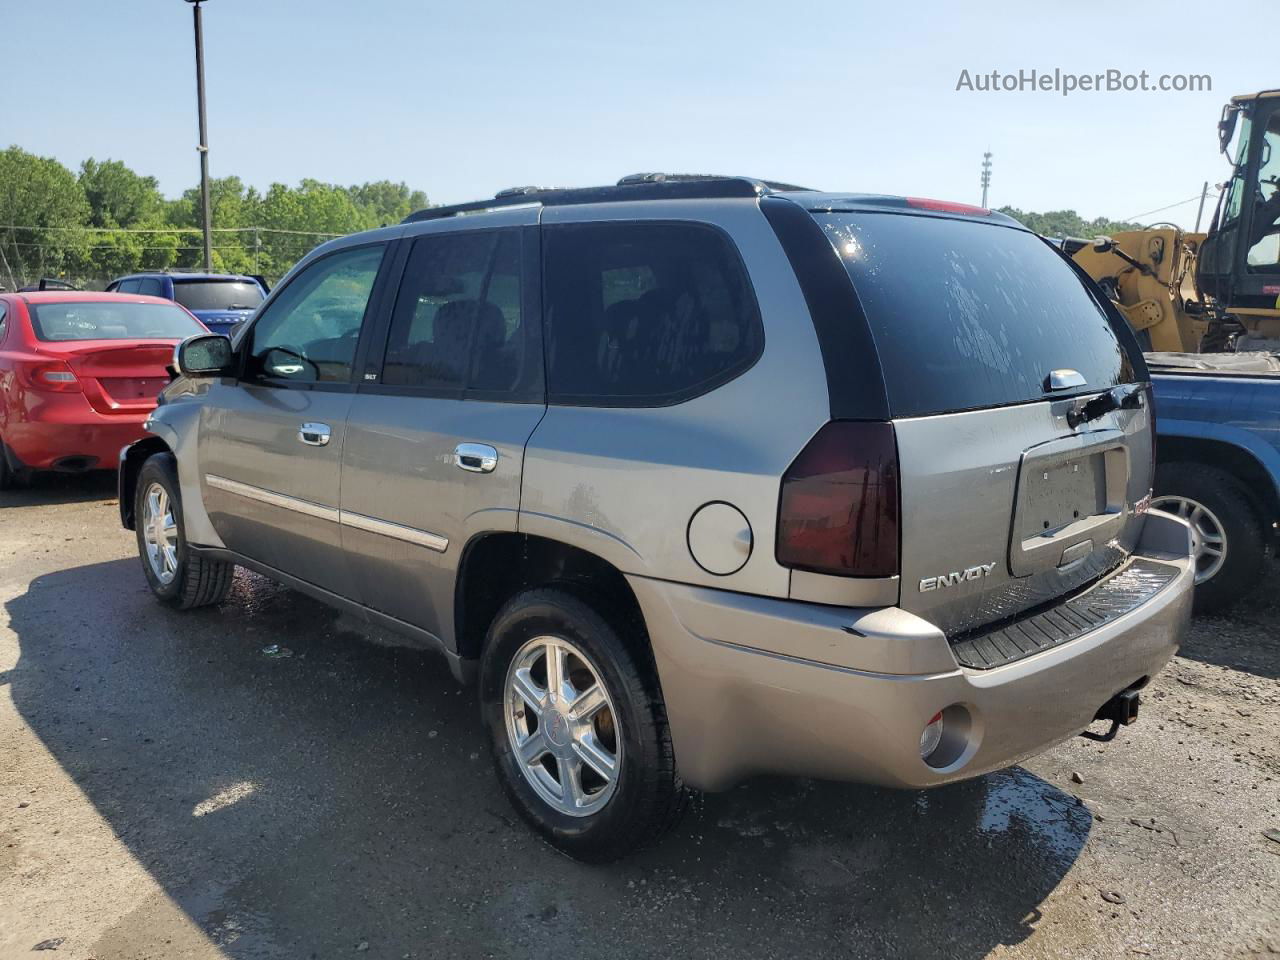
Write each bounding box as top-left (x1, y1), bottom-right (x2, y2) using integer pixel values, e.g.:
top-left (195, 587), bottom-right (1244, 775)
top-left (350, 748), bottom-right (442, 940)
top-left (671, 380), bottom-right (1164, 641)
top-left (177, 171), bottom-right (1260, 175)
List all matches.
top-left (1121, 195), bottom-right (1203, 222)
top-left (6, 241), bottom-right (273, 252)
top-left (0, 224), bottom-right (345, 237)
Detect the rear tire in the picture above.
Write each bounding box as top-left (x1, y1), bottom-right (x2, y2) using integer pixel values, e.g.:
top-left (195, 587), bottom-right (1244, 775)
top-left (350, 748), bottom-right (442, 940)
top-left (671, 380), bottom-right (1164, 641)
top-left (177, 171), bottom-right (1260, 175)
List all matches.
top-left (479, 586), bottom-right (687, 862)
top-left (134, 452), bottom-right (234, 609)
top-left (0, 436), bottom-right (28, 491)
top-left (1153, 461), bottom-right (1268, 613)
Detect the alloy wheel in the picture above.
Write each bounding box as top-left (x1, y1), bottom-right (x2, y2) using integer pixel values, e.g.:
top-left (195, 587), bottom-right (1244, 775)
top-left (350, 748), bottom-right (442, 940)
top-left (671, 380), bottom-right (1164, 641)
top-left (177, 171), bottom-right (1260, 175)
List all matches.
top-left (142, 481), bottom-right (179, 585)
top-left (503, 634), bottom-right (622, 817)
top-left (1151, 494), bottom-right (1227, 584)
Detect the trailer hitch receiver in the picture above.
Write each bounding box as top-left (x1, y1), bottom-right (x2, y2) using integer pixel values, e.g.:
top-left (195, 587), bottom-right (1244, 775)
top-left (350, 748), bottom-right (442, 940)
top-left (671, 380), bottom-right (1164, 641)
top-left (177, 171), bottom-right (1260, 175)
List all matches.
top-left (1079, 688), bottom-right (1141, 743)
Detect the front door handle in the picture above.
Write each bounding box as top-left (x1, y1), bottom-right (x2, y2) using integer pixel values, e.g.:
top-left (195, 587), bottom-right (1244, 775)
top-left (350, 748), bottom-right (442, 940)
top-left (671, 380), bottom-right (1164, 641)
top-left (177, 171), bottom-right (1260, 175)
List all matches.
top-left (299, 422), bottom-right (331, 446)
top-left (454, 442), bottom-right (498, 473)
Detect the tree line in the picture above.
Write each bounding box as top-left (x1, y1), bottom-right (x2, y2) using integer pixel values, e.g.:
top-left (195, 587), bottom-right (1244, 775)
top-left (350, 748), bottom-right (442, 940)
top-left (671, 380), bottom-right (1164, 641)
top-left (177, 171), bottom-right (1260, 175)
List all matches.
top-left (0, 146), bottom-right (428, 291)
top-left (993, 206), bottom-right (1143, 240)
top-left (1, 144), bottom-right (1150, 293)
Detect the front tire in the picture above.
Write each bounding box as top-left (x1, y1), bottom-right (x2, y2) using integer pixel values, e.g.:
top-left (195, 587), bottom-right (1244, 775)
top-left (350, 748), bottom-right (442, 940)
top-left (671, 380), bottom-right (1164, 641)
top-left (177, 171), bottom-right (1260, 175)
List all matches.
top-left (134, 452), bottom-right (234, 609)
top-left (480, 587), bottom-right (687, 862)
top-left (1153, 461), bottom-right (1268, 613)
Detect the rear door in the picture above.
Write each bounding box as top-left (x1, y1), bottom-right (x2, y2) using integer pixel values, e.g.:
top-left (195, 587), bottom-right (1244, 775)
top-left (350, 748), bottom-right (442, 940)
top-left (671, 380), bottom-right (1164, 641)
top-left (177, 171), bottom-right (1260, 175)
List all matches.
top-left (814, 209), bottom-right (1151, 636)
top-left (198, 242), bottom-right (392, 594)
top-left (338, 215), bottom-right (544, 643)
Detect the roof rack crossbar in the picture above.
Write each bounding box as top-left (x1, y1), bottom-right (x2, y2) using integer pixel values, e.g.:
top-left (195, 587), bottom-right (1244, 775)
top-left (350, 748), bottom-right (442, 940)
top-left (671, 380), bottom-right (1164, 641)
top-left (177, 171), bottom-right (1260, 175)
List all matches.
top-left (401, 174), bottom-right (814, 224)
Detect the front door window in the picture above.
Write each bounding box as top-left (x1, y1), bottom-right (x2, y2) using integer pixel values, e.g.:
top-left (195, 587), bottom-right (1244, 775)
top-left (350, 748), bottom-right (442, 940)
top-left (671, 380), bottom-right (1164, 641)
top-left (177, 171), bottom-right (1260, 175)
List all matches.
top-left (246, 245), bottom-right (385, 383)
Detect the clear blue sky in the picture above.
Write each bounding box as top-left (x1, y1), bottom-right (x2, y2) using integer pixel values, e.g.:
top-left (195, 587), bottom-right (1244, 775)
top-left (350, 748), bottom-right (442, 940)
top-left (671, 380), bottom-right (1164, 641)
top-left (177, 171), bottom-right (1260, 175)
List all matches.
top-left (2, 0), bottom-right (1271, 224)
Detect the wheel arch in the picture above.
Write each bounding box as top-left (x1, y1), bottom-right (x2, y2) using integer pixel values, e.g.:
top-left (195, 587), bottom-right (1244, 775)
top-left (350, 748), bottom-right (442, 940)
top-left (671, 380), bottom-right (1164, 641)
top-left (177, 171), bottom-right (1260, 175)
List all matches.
top-left (453, 532), bottom-right (647, 668)
top-left (119, 437), bottom-right (173, 529)
top-left (1156, 434), bottom-right (1280, 531)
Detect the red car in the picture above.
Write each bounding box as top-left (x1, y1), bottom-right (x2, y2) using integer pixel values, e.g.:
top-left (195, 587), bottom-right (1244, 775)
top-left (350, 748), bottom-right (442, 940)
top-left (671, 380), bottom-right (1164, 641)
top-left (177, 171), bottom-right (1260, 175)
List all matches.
top-left (0, 292), bottom-right (208, 487)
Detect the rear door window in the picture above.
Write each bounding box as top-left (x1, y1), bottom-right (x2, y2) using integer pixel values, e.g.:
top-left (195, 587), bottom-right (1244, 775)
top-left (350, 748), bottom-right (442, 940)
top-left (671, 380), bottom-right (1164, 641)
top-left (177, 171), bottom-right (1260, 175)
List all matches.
top-left (137, 277), bottom-right (164, 297)
top-left (816, 212), bottom-right (1137, 417)
top-left (542, 221), bottom-right (763, 406)
top-left (381, 228), bottom-right (535, 397)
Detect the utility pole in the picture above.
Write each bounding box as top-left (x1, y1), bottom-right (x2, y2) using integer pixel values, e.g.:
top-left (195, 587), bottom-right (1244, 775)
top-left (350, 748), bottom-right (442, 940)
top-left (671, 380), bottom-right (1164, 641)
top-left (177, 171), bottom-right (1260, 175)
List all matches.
top-left (186, 0), bottom-right (213, 271)
top-left (980, 151), bottom-right (993, 209)
top-left (1194, 180), bottom-right (1210, 232)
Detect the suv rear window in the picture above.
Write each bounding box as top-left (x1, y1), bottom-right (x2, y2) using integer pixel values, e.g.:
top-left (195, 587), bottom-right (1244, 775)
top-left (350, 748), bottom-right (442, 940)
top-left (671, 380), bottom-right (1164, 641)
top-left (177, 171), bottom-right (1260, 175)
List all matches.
top-left (816, 212), bottom-right (1137, 417)
top-left (542, 221), bottom-right (763, 406)
top-left (172, 280), bottom-right (264, 312)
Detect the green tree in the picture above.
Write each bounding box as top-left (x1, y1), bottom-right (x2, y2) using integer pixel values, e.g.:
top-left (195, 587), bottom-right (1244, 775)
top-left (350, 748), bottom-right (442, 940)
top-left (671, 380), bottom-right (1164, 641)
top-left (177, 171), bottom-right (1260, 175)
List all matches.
top-left (79, 158), bottom-right (163, 228)
top-left (256, 180), bottom-right (366, 280)
top-left (0, 146), bottom-right (89, 290)
top-left (997, 206), bottom-right (1143, 239)
top-left (167, 176), bottom-right (261, 274)
top-left (76, 158), bottom-right (180, 283)
top-left (347, 180), bottom-right (429, 227)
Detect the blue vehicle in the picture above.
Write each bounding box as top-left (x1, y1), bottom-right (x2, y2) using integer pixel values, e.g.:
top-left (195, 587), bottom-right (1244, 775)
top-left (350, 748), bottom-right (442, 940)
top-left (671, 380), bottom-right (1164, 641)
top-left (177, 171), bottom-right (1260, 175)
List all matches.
top-left (1149, 352), bottom-right (1280, 610)
top-left (105, 272), bottom-right (267, 336)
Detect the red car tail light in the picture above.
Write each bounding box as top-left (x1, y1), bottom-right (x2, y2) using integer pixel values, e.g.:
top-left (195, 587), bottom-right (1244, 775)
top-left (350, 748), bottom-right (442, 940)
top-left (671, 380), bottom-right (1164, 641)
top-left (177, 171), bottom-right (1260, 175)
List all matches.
top-left (776, 421), bottom-right (900, 577)
top-left (17, 361), bottom-right (83, 393)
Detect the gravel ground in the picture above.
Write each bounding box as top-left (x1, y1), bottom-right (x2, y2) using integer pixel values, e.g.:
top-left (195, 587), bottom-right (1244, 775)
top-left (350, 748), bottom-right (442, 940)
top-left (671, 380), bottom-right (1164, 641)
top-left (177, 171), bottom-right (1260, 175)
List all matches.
top-left (1, 474), bottom-right (1277, 960)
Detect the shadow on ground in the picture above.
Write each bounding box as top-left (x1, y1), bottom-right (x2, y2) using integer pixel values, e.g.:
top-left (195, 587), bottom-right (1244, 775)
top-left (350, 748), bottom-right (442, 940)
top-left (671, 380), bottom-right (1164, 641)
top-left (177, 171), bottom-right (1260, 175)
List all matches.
top-left (0, 470), bottom-right (116, 508)
top-left (1178, 563), bottom-right (1280, 681)
top-left (8, 559), bottom-right (1092, 959)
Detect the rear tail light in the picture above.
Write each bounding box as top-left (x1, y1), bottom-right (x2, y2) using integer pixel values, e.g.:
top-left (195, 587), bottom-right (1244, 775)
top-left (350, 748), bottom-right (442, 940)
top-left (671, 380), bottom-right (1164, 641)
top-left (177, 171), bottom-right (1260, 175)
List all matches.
top-left (776, 420), bottom-right (900, 577)
top-left (17, 361), bottom-right (82, 393)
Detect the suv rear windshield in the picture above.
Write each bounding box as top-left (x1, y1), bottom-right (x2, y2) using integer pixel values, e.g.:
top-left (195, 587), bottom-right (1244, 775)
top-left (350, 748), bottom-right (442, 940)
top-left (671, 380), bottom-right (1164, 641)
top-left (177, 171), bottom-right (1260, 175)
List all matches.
top-left (172, 280), bottom-right (264, 312)
top-left (816, 212), bottom-right (1137, 417)
top-left (29, 301), bottom-right (205, 341)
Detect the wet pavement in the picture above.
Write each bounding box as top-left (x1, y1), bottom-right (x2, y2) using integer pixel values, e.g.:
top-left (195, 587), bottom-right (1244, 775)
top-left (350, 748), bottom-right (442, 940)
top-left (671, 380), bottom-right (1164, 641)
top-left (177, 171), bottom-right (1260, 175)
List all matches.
top-left (1, 474), bottom-right (1278, 959)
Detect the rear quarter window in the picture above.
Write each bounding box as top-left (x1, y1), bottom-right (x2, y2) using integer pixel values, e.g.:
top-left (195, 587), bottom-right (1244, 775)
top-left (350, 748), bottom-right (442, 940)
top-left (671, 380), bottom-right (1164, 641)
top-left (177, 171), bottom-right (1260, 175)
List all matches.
top-left (816, 212), bottom-right (1136, 417)
top-left (542, 221), bottom-right (763, 406)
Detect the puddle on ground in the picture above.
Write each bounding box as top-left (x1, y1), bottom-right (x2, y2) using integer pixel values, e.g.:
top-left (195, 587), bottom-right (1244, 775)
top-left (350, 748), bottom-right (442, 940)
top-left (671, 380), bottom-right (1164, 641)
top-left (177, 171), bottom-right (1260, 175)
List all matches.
top-left (976, 768), bottom-right (1091, 863)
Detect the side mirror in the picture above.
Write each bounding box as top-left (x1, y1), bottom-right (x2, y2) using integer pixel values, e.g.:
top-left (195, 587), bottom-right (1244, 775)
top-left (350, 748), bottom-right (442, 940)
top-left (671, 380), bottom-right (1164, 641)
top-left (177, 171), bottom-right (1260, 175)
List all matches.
top-left (1218, 103), bottom-right (1239, 156)
top-left (175, 334), bottom-right (235, 377)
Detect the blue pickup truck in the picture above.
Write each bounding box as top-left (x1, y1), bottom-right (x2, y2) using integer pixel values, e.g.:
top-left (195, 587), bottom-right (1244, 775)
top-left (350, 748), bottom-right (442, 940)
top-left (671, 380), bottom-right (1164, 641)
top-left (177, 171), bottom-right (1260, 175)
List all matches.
top-left (105, 272), bottom-right (267, 336)
top-left (1148, 352), bottom-right (1280, 610)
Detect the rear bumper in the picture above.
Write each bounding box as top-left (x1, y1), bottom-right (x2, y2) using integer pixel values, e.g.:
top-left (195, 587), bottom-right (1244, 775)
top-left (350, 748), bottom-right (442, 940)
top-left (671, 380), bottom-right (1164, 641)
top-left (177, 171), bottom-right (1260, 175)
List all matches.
top-left (4, 398), bottom-right (151, 470)
top-left (630, 510), bottom-right (1194, 792)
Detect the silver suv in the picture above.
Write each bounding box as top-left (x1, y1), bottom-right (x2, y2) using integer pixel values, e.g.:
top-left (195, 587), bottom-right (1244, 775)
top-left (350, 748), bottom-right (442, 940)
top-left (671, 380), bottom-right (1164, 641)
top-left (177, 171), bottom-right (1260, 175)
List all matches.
top-left (119, 174), bottom-right (1195, 861)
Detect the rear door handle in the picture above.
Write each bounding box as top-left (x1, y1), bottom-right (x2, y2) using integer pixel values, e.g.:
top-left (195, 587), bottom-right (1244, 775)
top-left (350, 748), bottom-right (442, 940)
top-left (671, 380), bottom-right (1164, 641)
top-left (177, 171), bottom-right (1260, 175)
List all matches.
top-left (298, 422), bottom-right (331, 446)
top-left (454, 443), bottom-right (498, 473)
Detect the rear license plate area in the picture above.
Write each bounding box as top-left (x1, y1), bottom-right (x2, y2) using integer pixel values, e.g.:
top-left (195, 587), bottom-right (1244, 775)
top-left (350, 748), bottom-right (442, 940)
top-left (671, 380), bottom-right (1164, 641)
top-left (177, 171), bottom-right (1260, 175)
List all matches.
top-left (100, 377), bottom-right (167, 402)
top-left (1009, 436), bottom-right (1130, 578)
top-left (1018, 452), bottom-right (1107, 541)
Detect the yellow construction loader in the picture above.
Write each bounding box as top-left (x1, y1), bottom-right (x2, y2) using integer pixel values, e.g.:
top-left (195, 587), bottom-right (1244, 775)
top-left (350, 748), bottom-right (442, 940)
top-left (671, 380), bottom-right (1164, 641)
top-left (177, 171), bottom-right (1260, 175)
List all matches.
top-left (1069, 90), bottom-right (1280, 353)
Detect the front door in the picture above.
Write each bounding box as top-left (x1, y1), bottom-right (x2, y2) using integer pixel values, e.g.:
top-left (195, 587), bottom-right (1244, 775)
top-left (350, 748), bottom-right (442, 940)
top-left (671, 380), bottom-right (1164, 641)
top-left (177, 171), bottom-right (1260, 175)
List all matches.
top-left (340, 219), bottom-right (544, 643)
top-left (199, 242), bottom-right (391, 595)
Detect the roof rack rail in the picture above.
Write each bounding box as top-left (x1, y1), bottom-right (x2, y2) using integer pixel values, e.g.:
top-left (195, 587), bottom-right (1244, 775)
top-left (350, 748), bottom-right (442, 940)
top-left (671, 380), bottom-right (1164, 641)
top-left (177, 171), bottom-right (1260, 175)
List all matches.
top-left (401, 174), bottom-right (815, 224)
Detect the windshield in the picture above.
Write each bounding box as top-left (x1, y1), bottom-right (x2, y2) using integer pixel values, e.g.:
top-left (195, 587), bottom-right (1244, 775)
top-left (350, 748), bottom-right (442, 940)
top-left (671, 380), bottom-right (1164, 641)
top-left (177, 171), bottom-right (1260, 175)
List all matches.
top-left (172, 279), bottom-right (264, 312)
top-left (29, 301), bottom-right (205, 341)
top-left (817, 212), bottom-right (1137, 417)
top-left (1246, 109), bottom-right (1280, 269)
